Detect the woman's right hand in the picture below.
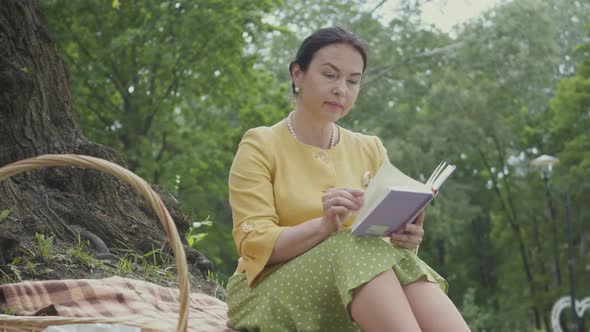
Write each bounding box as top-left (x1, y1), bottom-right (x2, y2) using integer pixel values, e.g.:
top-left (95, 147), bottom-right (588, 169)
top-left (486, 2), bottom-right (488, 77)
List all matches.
top-left (321, 187), bottom-right (364, 234)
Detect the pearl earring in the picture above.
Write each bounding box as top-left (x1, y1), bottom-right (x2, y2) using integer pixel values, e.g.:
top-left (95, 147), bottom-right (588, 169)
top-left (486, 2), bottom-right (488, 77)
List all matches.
top-left (294, 86), bottom-right (300, 93)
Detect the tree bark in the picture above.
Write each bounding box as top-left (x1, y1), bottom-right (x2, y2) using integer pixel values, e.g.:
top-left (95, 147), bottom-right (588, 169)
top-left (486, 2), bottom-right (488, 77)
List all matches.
top-left (0, 0), bottom-right (214, 290)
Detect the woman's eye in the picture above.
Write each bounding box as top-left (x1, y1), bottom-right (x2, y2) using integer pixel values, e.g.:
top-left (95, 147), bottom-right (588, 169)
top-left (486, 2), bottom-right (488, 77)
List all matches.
top-left (347, 80), bottom-right (360, 85)
top-left (323, 72), bottom-right (336, 78)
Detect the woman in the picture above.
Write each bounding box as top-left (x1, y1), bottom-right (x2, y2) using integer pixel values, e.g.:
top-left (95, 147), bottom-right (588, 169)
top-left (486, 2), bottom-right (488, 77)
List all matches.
top-left (226, 26), bottom-right (470, 332)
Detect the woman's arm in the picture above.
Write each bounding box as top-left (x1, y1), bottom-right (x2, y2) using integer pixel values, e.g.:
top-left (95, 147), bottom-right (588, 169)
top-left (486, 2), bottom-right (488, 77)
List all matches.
top-left (268, 187), bottom-right (364, 265)
top-left (267, 216), bottom-right (328, 265)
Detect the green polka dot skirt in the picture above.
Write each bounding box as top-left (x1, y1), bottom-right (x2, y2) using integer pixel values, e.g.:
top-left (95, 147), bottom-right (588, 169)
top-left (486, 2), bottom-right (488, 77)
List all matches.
top-left (226, 229), bottom-right (448, 332)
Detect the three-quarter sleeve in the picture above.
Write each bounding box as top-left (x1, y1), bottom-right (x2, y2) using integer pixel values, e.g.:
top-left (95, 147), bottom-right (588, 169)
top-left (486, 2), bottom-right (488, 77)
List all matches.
top-left (228, 128), bottom-right (287, 286)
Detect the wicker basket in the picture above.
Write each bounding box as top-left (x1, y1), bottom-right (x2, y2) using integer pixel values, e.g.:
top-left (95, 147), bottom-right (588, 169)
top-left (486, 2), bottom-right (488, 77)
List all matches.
top-left (0, 154), bottom-right (189, 331)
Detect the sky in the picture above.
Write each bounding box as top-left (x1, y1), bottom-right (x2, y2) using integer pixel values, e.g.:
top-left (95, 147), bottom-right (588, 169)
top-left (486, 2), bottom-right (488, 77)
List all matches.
top-left (375, 0), bottom-right (504, 33)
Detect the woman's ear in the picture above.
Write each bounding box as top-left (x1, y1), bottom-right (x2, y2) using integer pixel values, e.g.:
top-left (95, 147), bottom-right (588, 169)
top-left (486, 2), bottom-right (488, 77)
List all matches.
top-left (290, 63), bottom-right (303, 86)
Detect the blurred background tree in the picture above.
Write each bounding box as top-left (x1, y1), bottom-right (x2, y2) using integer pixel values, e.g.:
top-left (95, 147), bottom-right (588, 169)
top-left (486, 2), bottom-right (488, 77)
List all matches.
top-left (37, 0), bottom-right (589, 330)
top-left (40, 0), bottom-right (290, 279)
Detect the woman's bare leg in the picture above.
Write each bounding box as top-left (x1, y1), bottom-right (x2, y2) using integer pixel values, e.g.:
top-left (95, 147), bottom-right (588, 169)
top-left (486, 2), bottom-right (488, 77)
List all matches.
top-left (350, 269), bottom-right (421, 332)
top-left (403, 280), bottom-right (471, 332)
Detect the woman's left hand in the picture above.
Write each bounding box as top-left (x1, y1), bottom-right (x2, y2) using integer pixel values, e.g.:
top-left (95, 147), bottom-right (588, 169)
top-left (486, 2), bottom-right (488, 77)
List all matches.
top-left (389, 210), bottom-right (425, 251)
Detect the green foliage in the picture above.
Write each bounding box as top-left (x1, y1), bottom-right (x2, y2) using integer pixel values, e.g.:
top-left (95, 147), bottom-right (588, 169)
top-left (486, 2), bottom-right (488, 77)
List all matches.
top-left (117, 254), bottom-right (134, 276)
top-left (142, 244), bottom-right (173, 268)
top-left (206, 269), bottom-right (227, 289)
top-left (115, 245), bottom-right (175, 281)
top-left (34, 233), bottom-right (54, 262)
top-left (0, 208), bottom-right (12, 222)
top-left (40, 0), bottom-right (284, 188)
top-left (0, 265), bottom-right (19, 284)
top-left (39, 0), bottom-right (289, 279)
top-left (21, 260), bottom-right (43, 276)
top-left (548, 34), bottom-right (590, 195)
top-left (0, 306), bottom-right (17, 316)
top-left (2, 256), bottom-right (55, 283)
top-left (460, 288), bottom-right (495, 331)
top-left (67, 233), bottom-right (104, 270)
top-left (186, 217), bottom-right (213, 248)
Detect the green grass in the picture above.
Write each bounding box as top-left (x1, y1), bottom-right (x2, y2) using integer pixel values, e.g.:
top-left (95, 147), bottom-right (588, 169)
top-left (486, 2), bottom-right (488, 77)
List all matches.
top-left (0, 266), bottom-right (18, 284)
top-left (0, 208), bottom-right (12, 223)
top-left (34, 233), bottom-right (54, 262)
top-left (0, 305), bottom-right (17, 315)
top-left (206, 269), bottom-right (226, 288)
top-left (67, 233), bottom-right (103, 269)
top-left (114, 245), bottom-right (176, 281)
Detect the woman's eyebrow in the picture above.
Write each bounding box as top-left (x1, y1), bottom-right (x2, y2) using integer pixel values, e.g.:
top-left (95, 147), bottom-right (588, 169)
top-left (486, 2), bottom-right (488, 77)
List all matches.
top-left (321, 62), bottom-right (362, 76)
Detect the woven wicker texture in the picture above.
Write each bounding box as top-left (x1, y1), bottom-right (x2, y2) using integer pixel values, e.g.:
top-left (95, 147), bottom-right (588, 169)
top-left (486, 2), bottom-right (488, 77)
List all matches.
top-left (0, 154), bottom-right (189, 331)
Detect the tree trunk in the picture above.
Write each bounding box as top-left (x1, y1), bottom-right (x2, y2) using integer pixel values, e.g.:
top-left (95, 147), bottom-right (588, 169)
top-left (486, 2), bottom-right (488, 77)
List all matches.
top-left (0, 0), bottom-right (215, 295)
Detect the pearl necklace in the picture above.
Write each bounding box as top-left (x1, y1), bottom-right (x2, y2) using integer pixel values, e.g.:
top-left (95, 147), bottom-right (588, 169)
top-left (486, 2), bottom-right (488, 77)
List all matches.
top-left (286, 112), bottom-right (336, 149)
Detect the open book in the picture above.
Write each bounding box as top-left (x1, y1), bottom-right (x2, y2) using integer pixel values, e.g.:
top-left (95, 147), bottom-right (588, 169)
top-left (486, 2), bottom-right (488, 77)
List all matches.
top-left (350, 160), bottom-right (456, 237)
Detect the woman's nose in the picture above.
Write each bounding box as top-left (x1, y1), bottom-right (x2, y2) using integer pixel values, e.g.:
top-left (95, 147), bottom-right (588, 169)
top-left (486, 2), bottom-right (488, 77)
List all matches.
top-left (332, 80), bottom-right (346, 95)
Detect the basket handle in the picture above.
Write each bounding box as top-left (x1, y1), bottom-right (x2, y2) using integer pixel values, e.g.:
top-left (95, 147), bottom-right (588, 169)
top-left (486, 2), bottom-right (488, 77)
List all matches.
top-left (0, 154), bottom-right (189, 332)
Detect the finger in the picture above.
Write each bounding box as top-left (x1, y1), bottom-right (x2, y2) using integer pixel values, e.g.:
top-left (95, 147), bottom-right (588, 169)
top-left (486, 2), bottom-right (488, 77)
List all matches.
top-left (394, 224), bottom-right (408, 234)
top-left (322, 190), bottom-right (360, 205)
top-left (323, 196), bottom-right (363, 211)
top-left (389, 237), bottom-right (419, 244)
top-left (324, 207), bottom-right (347, 229)
top-left (390, 233), bottom-right (422, 246)
top-left (335, 196), bottom-right (363, 210)
top-left (390, 238), bottom-right (422, 248)
top-left (324, 187), bottom-right (364, 198)
top-left (395, 230), bottom-right (422, 241)
top-left (404, 224), bottom-right (424, 236)
top-left (332, 187), bottom-right (364, 196)
top-left (334, 215), bottom-right (342, 231)
top-left (323, 189), bottom-right (364, 206)
top-left (325, 206), bottom-right (350, 219)
top-left (413, 210), bottom-right (425, 226)
top-left (322, 189), bottom-right (364, 201)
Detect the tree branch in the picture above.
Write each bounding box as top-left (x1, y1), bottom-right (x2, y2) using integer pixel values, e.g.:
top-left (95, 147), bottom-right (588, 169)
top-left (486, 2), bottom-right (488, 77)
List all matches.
top-left (363, 42), bottom-right (462, 85)
top-left (152, 131), bottom-right (168, 185)
top-left (83, 101), bottom-right (111, 129)
top-left (141, 1), bottom-right (182, 136)
top-left (369, 0), bottom-right (387, 16)
top-left (475, 146), bottom-right (534, 287)
top-left (71, 33), bottom-right (126, 94)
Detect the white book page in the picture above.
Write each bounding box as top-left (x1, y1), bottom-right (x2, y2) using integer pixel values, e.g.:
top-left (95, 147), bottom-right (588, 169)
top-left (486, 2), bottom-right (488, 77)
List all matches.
top-left (432, 164), bottom-right (456, 191)
top-left (354, 159), bottom-right (428, 228)
top-left (426, 161), bottom-right (445, 187)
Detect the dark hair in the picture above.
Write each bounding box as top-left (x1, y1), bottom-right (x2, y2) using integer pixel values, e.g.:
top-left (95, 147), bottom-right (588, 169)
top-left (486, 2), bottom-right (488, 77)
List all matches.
top-left (289, 26), bottom-right (368, 95)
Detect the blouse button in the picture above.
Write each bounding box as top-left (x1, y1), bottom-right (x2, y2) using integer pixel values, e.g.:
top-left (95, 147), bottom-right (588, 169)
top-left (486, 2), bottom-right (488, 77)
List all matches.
top-left (241, 222), bottom-right (254, 233)
top-left (314, 153), bottom-right (327, 162)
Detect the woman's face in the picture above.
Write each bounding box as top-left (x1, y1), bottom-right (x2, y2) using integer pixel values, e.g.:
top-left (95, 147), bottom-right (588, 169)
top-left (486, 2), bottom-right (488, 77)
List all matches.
top-left (292, 43), bottom-right (364, 122)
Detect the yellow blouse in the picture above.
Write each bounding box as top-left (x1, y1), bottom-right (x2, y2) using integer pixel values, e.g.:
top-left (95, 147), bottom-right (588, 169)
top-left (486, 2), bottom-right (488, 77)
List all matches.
top-left (228, 119), bottom-right (387, 287)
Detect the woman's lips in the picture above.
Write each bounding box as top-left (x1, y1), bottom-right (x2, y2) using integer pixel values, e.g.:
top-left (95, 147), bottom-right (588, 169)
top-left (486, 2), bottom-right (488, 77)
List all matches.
top-left (325, 101), bottom-right (343, 109)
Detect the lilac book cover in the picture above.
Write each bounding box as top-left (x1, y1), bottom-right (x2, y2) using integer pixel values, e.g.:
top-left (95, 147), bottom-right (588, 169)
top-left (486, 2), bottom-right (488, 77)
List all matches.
top-left (351, 160), bottom-right (455, 237)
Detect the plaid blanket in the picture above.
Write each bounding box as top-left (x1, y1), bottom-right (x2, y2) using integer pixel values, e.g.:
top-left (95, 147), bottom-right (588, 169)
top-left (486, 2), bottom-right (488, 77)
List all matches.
top-left (0, 276), bottom-right (235, 331)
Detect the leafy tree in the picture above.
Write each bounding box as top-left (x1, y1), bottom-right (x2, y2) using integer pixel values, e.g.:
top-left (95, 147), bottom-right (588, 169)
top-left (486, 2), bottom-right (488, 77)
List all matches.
top-left (39, 0), bottom-right (290, 279)
top-left (548, 27), bottom-right (590, 194)
top-left (546, 26), bottom-right (590, 307)
top-left (0, 0), bottom-right (217, 296)
top-left (420, 0), bottom-right (566, 329)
